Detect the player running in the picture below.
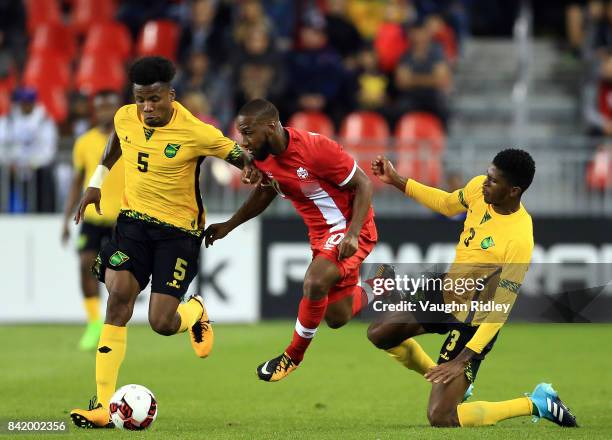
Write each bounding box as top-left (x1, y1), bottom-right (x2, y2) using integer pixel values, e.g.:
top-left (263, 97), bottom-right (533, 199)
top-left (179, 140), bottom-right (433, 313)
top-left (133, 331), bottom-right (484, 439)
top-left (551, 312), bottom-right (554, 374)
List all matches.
top-left (70, 56), bottom-right (258, 428)
top-left (367, 150), bottom-right (578, 428)
top-left (61, 90), bottom-right (124, 351)
top-left (205, 98), bottom-right (377, 382)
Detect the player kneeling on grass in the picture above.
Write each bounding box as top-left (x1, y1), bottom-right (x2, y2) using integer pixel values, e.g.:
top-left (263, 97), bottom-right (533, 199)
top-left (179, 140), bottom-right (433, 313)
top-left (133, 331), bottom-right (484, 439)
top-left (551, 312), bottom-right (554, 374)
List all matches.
top-left (367, 149), bottom-right (578, 428)
top-left (69, 56), bottom-right (259, 428)
top-left (205, 98), bottom-right (379, 382)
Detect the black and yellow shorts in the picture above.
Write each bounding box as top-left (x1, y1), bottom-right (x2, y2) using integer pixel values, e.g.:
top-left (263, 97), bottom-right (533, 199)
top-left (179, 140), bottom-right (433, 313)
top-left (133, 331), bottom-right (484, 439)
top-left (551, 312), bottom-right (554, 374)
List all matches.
top-left (412, 274), bottom-right (499, 383)
top-left (94, 213), bottom-right (202, 299)
top-left (78, 221), bottom-right (114, 253)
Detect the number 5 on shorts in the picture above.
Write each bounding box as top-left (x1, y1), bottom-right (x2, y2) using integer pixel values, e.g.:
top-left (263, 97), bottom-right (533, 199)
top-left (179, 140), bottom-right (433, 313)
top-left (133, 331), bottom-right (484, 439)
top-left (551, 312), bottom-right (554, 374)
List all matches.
top-left (173, 258), bottom-right (188, 281)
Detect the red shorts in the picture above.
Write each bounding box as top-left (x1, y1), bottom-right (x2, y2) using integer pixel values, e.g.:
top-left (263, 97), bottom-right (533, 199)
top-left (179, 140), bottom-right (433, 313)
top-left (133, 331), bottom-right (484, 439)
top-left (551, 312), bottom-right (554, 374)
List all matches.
top-left (311, 218), bottom-right (378, 304)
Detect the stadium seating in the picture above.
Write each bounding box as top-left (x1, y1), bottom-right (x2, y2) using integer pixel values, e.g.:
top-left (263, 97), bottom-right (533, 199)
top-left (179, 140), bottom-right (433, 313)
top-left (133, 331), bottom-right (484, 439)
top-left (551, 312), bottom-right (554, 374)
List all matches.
top-left (75, 54), bottom-right (126, 95)
top-left (394, 112), bottom-right (445, 186)
top-left (137, 20), bottom-right (180, 61)
top-left (29, 24), bottom-right (77, 63)
top-left (23, 54), bottom-right (71, 91)
top-left (288, 111), bottom-right (335, 138)
top-left (72, 0), bottom-right (118, 35)
top-left (25, 0), bottom-right (61, 34)
top-left (37, 86), bottom-right (68, 122)
top-left (83, 22), bottom-right (133, 61)
top-left (0, 90), bottom-right (10, 116)
top-left (340, 111), bottom-right (390, 187)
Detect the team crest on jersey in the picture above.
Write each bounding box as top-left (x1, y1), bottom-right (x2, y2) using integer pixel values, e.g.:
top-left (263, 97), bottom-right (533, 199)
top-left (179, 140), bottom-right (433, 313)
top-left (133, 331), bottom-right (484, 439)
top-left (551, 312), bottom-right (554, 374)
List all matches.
top-left (165, 143), bottom-right (181, 158)
top-left (480, 236), bottom-right (495, 249)
top-left (143, 127), bottom-right (155, 141)
top-left (296, 167), bottom-right (309, 180)
top-left (109, 251), bottom-right (129, 266)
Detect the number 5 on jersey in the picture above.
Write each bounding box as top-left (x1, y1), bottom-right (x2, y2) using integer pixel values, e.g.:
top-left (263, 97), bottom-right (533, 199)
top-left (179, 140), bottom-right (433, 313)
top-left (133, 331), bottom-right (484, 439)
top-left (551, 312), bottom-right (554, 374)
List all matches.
top-left (138, 152), bottom-right (149, 172)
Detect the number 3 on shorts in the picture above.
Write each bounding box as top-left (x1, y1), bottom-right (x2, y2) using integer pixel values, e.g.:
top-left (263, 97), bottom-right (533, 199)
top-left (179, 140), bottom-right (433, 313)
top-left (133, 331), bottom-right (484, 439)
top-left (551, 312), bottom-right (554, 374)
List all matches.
top-left (173, 258), bottom-right (188, 281)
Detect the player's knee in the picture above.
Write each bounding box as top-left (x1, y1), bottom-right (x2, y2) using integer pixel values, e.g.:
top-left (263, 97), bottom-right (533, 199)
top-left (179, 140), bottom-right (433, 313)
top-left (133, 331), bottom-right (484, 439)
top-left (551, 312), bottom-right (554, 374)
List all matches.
top-left (367, 323), bottom-right (392, 349)
top-left (303, 276), bottom-right (329, 299)
top-left (325, 315), bottom-right (349, 329)
top-left (149, 314), bottom-right (176, 336)
top-left (427, 405), bottom-right (459, 427)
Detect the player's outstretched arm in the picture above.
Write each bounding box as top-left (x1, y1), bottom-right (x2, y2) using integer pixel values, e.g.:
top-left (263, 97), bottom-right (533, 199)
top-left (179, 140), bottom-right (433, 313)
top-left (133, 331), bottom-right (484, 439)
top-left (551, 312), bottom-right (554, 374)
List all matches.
top-left (74, 131), bottom-right (122, 224)
top-left (371, 155), bottom-right (466, 217)
top-left (204, 183), bottom-right (277, 248)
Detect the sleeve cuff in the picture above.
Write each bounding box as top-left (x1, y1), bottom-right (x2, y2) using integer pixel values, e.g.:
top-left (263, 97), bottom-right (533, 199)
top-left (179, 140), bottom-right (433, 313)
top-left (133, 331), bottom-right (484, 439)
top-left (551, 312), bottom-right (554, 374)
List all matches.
top-left (404, 178), bottom-right (413, 196)
top-left (339, 161), bottom-right (358, 187)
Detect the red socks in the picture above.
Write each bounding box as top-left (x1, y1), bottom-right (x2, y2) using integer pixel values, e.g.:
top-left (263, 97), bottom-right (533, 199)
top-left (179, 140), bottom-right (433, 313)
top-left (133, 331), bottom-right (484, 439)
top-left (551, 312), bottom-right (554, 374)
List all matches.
top-left (285, 296), bottom-right (328, 364)
top-left (351, 286), bottom-right (369, 316)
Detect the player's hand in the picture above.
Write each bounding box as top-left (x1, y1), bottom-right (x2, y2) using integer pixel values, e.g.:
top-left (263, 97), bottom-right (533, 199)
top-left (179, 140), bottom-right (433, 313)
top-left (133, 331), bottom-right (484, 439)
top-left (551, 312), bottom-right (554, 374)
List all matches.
top-left (204, 222), bottom-right (234, 248)
top-left (337, 232), bottom-right (358, 260)
top-left (424, 359), bottom-right (467, 384)
top-left (242, 164), bottom-right (262, 185)
top-left (61, 222), bottom-right (70, 245)
top-left (371, 155), bottom-right (399, 185)
top-left (74, 187), bottom-right (102, 225)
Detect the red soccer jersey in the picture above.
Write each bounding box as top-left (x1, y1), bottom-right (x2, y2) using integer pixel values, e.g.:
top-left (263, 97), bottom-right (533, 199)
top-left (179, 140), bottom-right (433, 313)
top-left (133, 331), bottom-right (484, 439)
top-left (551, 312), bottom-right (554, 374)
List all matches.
top-left (255, 127), bottom-right (374, 243)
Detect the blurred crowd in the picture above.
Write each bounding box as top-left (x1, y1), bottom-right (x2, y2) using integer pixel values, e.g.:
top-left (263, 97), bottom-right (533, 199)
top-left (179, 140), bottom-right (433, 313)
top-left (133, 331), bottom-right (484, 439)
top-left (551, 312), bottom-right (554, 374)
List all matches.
top-left (0, 0), bottom-right (470, 212)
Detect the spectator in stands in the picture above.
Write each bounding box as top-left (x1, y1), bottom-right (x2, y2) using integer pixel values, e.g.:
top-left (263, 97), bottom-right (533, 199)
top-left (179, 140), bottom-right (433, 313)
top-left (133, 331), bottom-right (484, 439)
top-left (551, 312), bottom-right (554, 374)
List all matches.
top-left (324, 0), bottom-right (364, 69)
top-left (288, 18), bottom-right (352, 124)
top-left (178, 0), bottom-right (231, 66)
top-left (392, 21), bottom-right (451, 129)
top-left (116, 0), bottom-right (174, 38)
top-left (261, 0), bottom-right (296, 50)
top-left (233, 0), bottom-right (274, 48)
top-left (355, 46), bottom-right (389, 113)
top-left (592, 0), bottom-right (612, 58)
top-left (174, 52), bottom-right (233, 131)
top-left (584, 52), bottom-right (612, 135)
top-left (181, 90), bottom-right (220, 128)
top-left (344, 0), bottom-right (388, 40)
top-left (232, 24), bottom-right (286, 115)
top-left (374, 0), bottom-right (414, 73)
top-left (0, 88), bottom-right (58, 212)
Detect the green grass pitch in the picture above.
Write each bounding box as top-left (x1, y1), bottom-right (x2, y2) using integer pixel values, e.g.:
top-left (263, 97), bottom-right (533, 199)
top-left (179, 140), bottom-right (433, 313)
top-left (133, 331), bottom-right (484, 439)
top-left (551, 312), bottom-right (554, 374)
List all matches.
top-left (1, 322), bottom-right (610, 439)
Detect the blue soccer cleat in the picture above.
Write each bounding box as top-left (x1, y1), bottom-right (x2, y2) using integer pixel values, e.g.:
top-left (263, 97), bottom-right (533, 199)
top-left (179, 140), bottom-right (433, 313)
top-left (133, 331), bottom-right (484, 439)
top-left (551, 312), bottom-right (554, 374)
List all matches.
top-left (528, 383), bottom-right (578, 427)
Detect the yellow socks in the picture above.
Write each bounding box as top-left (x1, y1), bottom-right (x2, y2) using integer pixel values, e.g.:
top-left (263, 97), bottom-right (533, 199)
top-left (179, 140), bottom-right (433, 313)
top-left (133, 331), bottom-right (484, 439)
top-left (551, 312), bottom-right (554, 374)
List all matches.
top-left (83, 297), bottom-right (101, 322)
top-left (176, 298), bottom-right (203, 333)
top-left (96, 324), bottom-right (127, 408)
top-left (386, 338), bottom-right (436, 375)
top-left (457, 397), bottom-right (533, 426)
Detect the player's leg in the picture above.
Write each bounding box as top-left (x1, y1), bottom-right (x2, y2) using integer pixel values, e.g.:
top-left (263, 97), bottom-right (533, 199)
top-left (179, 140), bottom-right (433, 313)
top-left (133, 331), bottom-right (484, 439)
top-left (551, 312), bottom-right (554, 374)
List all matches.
top-left (427, 374), bottom-right (470, 427)
top-left (150, 231), bottom-right (212, 357)
top-left (76, 223), bottom-right (109, 350)
top-left (367, 319), bottom-right (436, 376)
top-left (256, 256), bottom-right (340, 382)
top-left (78, 250), bottom-right (103, 350)
top-left (71, 268), bottom-right (140, 429)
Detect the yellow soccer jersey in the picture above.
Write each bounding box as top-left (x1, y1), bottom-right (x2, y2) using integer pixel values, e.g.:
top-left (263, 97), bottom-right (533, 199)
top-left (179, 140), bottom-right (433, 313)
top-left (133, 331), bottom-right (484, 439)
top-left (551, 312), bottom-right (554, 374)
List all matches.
top-left (73, 127), bottom-right (124, 224)
top-left (113, 101), bottom-right (237, 232)
top-left (406, 175), bottom-right (534, 352)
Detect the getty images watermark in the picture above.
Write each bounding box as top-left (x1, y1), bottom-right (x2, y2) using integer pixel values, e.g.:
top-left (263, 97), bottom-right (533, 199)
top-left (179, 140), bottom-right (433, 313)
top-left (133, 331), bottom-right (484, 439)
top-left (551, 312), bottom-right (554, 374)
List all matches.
top-left (360, 263), bottom-right (612, 323)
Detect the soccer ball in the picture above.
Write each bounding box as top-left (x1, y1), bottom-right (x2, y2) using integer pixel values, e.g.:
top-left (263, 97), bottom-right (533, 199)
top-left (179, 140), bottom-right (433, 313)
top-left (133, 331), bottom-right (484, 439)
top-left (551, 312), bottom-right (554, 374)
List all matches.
top-left (109, 384), bottom-right (157, 430)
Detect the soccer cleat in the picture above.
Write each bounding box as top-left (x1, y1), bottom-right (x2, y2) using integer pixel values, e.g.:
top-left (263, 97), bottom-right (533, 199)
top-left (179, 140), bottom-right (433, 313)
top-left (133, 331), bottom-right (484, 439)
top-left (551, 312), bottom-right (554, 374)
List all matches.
top-left (528, 383), bottom-right (578, 427)
top-left (78, 320), bottom-right (103, 351)
top-left (189, 295), bottom-right (214, 358)
top-left (462, 383), bottom-right (474, 402)
top-left (70, 396), bottom-right (114, 429)
top-left (257, 352), bottom-right (298, 382)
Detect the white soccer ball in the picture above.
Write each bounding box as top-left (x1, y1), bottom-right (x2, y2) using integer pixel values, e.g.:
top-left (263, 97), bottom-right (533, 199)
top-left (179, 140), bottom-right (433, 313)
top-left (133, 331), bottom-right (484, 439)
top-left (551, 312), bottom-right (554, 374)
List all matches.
top-left (109, 384), bottom-right (158, 430)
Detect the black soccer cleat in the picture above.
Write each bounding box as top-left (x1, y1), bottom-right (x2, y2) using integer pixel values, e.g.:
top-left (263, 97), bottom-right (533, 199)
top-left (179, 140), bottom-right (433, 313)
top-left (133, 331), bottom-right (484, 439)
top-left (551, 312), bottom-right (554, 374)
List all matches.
top-left (257, 352), bottom-right (298, 382)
